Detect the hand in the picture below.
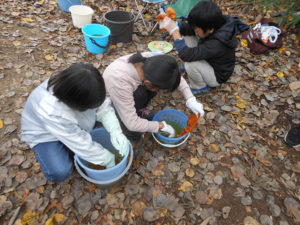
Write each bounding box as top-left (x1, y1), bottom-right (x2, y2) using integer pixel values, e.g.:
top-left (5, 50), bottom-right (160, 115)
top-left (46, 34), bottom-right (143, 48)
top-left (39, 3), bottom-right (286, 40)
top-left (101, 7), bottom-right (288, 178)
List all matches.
top-left (186, 97), bottom-right (205, 117)
top-left (160, 121), bottom-right (175, 138)
top-left (111, 132), bottom-right (129, 157)
top-left (159, 16), bottom-right (179, 35)
top-left (103, 150), bottom-right (115, 168)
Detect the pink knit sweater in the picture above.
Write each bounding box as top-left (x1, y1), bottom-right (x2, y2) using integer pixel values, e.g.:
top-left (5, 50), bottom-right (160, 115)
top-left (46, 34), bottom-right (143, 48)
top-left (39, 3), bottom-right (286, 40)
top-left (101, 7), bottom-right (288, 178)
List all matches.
top-left (103, 53), bottom-right (194, 133)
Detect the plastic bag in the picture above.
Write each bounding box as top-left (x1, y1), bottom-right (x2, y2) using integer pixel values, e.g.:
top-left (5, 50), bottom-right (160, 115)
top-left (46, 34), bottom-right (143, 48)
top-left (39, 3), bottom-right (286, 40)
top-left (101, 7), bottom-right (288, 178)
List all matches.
top-left (241, 18), bottom-right (283, 54)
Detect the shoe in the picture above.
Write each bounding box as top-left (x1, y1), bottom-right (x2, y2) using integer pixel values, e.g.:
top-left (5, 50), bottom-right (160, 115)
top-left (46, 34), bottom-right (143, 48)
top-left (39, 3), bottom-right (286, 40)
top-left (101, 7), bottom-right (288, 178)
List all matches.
top-left (180, 64), bottom-right (186, 73)
top-left (284, 126), bottom-right (300, 147)
top-left (138, 108), bottom-right (154, 121)
top-left (190, 86), bottom-right (211, 95)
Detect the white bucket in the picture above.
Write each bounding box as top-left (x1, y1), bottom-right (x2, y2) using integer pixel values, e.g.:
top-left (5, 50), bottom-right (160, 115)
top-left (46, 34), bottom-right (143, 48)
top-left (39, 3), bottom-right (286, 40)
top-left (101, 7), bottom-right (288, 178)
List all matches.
top-left (69, 5), bottom-right (94, 28)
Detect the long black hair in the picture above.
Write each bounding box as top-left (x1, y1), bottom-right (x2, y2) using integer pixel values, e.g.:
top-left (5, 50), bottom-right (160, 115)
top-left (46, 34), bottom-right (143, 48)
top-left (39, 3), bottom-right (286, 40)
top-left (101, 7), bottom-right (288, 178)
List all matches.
top-left (47, 63), bottom-right (106, 111)
top-left (128, 52), bottom-right (181, 91)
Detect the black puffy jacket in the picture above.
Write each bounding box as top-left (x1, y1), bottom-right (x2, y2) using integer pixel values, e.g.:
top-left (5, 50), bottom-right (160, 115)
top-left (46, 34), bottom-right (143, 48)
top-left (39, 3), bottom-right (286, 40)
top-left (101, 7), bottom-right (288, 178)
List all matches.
top-left (175, 16), bottom-right (238, 83)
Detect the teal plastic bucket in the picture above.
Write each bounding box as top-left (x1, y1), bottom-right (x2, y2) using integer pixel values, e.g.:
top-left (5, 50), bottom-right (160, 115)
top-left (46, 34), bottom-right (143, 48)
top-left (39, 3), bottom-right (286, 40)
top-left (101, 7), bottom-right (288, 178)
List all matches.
top-left (82, 24), bottom-right (110, 54)
top-left (57, 0), bottom-right (81, 13)
top-left (74, 128), bottom-right (131, 182)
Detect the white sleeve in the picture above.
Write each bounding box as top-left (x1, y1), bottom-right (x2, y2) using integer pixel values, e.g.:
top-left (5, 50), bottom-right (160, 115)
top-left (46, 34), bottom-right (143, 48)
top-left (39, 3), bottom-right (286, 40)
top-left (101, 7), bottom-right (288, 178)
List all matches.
top-left (38, 112), bottom-right (113, 165)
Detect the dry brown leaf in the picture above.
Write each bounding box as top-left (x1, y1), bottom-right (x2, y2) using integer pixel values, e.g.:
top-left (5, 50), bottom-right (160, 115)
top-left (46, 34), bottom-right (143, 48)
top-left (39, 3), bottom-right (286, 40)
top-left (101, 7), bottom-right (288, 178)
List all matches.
top-left (179, 181), bottom-right (193, 192)
top-left (132, 201), bottom-right (146, 217)
top-left (45, 55), bottom-right (53, 60)
top-left (152, 169), bottom-right (164, 176)
top-left (185, 168), bottom-right (195, 177)
top-left (209, 144), bottom-right (220, 152)
top-left (20, 189), bottom-right (30, 203)
top-left (22, 18), bottom-right (35, 23)
top-left (278, 150), bottom-right (287, 155)
top-left (13, 41), bottom-right (21, 46)
top-left (190, 157), bottom-right (200, 165)
top-left (45, 217), bottom-right (54, 225)
top-left (21, 211), bottom-right (39, 225)
top-left (230, 165), bottom-right (243, 179)
top-left (53, 213), bottom-right (66, 222)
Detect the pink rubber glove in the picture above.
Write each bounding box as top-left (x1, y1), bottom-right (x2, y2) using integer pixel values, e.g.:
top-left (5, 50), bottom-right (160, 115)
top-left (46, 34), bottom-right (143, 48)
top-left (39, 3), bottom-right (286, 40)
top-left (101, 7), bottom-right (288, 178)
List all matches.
top-left (159, 16), bottom-right (179, 35)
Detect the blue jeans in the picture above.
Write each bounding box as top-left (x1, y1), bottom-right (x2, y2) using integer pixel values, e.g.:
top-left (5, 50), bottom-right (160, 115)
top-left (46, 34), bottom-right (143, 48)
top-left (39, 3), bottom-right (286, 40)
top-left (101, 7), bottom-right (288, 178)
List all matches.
top-left (33, 141), bottom-right (73, 182)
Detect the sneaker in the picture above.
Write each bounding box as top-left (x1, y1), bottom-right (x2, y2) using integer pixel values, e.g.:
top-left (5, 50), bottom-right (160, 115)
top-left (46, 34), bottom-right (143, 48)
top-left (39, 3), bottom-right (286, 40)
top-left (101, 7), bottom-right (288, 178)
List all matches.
top-left (138, 108), bottom-right (155, 121)
top-left (190, 86), bottom-right (211, 95)
top-left (284, 126), bottom-right (300, 147)
top-left (180, 64), bottom-right (186, 73)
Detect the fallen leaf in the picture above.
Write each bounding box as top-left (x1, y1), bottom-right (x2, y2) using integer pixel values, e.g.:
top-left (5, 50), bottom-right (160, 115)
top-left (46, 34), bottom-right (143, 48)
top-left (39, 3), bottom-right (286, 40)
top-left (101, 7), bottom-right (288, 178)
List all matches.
top-left (132, 201), bottom-right (146, 217)
top-left (11, 12), bottom-right (19, 16)
top-left (185, 168), bottom-right (194, 177)
top-left (0, 119), bottom-right (3, 129)
top-left (21, 211), bottom-right (39, 225)
top-left (200, 216), bottom-right (213, 225)
top-left (277, 71), bottom-right (284, 78)
top-left (289, 81), bottom-right (300, 91)
top-left (13, 41), bottom-right (21, 46)
top-left (236, 102), bottom-right (246, 109)
top-left (243, 216), bottom-right (260, 225)
top-left (152, 169), bottom-right (164, 176)
top-left (278, 150), bottom-right (287, 155)
top-left (179, 181), bottom-right (193, 192)
top-left (22, 18), bottom-right (35, 23)
top-left (190, 157), bottom-right (200, 165)
top-left (109, 45), bottom-right (117, 49)
top-left (20, 189), bottom-right (30, 203)
top-left (279, 47), bottom-right (286, 53)
top-left (87, 184), bottom-right (95, 192)
top-left (45, 55), bottom-right (53, 60)
top-left (45, 217), bottom-right (54, 225)
top-left (45, 213), bottom-right (65, 225)
top-left (49, 1), bottom-right (57, 4)
top-left (144, 14), bottom-right (151, 19)
top-left (241, 39), bottom-right (248, 47)
top-left (53, 213), bottom-right (66, 222)
top-left (209, 144), bottom-right (220, 152)
top-left (204, 106), bottom-right (213, 112)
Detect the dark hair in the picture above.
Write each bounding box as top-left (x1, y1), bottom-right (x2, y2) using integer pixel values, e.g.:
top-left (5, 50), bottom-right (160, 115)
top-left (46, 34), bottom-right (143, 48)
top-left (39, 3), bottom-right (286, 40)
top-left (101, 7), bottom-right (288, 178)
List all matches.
top-left (47, 63), bottom-right (106, 111)
top-left (128, 52), bottom-right (181, 92)
top-left (188, 0), bottom-right (226, 32)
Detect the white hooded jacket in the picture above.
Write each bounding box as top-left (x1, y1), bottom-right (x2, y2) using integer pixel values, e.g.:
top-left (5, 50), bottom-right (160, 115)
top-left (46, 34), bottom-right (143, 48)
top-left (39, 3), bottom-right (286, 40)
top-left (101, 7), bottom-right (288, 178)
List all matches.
top-left (21, 79), bottom-right (117, 165)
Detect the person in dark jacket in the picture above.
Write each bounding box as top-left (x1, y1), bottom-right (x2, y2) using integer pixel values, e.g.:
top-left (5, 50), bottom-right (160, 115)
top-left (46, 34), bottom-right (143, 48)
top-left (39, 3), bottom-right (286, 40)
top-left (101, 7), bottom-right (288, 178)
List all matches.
top-left (159, 0), bottom-right (238, 95)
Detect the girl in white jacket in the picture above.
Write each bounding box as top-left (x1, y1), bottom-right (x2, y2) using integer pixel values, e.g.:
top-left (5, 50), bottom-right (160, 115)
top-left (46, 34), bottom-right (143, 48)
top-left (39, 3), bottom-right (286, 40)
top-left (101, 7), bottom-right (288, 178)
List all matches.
top-left (21, 63), bottom-right (129, 182)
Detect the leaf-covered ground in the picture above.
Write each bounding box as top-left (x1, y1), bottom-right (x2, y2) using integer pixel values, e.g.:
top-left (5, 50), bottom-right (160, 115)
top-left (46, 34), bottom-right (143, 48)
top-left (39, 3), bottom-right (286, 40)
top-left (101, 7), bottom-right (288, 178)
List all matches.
top-left (0, 0), bottom-right (300, 224)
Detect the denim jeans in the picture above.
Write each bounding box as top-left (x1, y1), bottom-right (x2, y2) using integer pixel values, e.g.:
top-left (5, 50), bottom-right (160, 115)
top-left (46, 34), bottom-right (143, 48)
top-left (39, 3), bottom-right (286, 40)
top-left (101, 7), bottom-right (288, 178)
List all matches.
top-left (33, 141), bottom-right (73, 182)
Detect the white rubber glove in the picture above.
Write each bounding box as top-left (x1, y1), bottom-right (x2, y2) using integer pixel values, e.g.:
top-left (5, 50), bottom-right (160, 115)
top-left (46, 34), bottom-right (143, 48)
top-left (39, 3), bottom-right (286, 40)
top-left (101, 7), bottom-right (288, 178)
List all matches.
top-left (186, 97), bottom-right (205, 117)
top-left (159, 16), bottom-right (179, 35)
top-left (160, 121), bottom-right (176, 138)
top-left (100, 111), bottom-right (129, 157)
top-left (102, 150), bottom-right (115, 168)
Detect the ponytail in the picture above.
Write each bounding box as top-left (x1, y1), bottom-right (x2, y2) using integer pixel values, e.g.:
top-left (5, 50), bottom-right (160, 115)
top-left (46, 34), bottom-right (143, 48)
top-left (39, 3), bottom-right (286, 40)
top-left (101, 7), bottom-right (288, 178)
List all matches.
top-left (128, 51), bottom-right (147, 64)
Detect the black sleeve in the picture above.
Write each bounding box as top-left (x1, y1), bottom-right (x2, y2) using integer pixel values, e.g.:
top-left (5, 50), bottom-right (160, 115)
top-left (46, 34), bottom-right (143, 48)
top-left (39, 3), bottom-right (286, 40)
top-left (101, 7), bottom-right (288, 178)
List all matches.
top-left (179, 21), bottom-right (195, 36)
top-left (178, 39), bottom-right (225, 62)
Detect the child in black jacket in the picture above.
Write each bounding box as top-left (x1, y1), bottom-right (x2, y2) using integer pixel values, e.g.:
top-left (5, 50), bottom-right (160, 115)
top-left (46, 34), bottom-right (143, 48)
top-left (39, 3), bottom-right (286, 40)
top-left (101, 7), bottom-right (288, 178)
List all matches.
top-left (159, 0), bottom-right (238, 95)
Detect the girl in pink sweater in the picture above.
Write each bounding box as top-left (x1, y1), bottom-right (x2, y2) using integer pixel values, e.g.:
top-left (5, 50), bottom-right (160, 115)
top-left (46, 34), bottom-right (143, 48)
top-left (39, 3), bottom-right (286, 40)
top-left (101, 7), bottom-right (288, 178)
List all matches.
top-left (103, 52), bottom-right (204, 140)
